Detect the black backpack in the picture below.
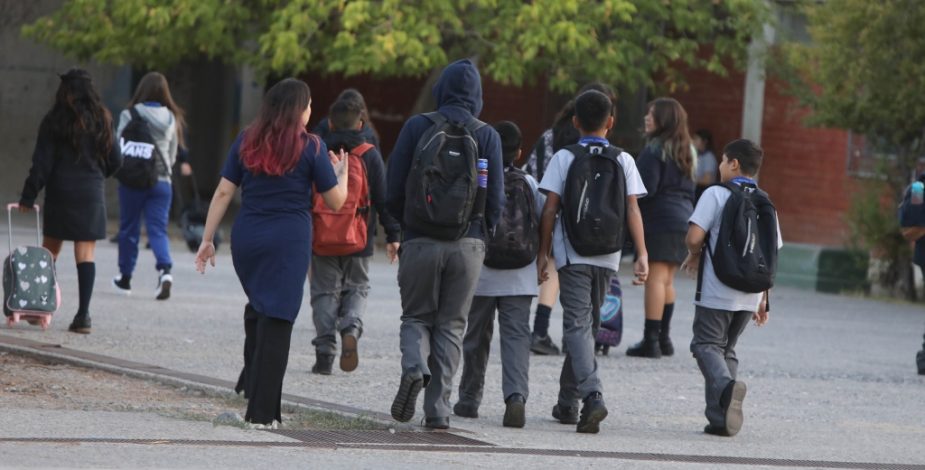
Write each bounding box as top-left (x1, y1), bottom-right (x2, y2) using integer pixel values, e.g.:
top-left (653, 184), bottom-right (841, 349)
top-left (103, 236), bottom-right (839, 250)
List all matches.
top-left (404, 112), bottom-right (487, 240)
top-left (561, 143), bottom-right (626, 256)
top-left (484, 167), bottom-right (539, 269)
top-left (699, 182), bottom-right (778, 295)
top-left (116, 107), bottom-right (161, 189)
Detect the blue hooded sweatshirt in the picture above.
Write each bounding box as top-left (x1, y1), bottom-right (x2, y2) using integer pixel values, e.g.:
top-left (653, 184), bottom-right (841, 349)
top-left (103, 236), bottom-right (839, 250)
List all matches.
top-left (386, 59), bottom-right (504, 240)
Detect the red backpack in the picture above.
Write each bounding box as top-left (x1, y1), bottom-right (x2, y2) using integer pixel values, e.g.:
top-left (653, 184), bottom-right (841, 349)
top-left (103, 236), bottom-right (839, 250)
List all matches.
top-left (312, 143), bottom-right (374, 256)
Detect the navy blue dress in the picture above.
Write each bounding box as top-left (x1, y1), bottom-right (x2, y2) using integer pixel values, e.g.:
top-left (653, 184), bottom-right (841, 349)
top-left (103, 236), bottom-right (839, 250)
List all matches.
top-left (221, 133), bottom-right (338, 322)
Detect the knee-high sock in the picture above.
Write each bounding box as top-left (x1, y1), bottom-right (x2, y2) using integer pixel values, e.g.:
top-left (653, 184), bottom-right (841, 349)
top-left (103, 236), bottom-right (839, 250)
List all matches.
top-left (76, 262), bottom-right (95, 317)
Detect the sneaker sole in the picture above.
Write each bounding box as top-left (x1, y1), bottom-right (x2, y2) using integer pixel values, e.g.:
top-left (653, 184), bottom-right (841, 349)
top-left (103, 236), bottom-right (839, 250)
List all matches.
top-left (340, 334), bottom-right (358, 372)
top-left (156, 280), bottom-right (172, 300)
top-left (503, 402), bottom-right (526, 428)
top-left (390, 374), bottom-right (423, 423)
top-left (724, 381), bottom-right (747, 436)
top-left (576, 406), bottom-right (608, 434)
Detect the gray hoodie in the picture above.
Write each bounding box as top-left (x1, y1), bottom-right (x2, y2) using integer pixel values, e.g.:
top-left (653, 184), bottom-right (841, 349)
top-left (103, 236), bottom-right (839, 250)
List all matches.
top-left (117, 103), bottom-right (178, 182)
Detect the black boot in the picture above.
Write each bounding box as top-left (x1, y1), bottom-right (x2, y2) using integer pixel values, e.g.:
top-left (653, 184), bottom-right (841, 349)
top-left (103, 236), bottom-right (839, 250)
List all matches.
top-left (68, 314), bottom-right (91, 334)
top-left (626, 319), bottom-right (662, 358)
top-left (659, 304), bottom-right (675, 356)
top-left (311, 352), bottom-right (335, 375)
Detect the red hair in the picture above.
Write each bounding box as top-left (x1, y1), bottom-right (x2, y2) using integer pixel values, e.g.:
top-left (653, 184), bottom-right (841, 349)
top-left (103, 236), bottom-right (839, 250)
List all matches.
top-left (240, 78), bottom-right (313, 176)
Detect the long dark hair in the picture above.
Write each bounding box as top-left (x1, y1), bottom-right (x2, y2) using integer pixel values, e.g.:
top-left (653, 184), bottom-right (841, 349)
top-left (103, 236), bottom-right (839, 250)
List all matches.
top-left (241, 78), bottom-right (314, 176)
top-left (130, 72), bottom-right (186, 149)
top-left (647, 97), bottom-right (694, 179)
top-left (45, 69), bottom-right (113, 163)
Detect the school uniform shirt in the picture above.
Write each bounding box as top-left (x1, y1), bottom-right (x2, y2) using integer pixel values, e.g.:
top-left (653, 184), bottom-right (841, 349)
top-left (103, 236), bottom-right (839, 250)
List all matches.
top-left (539, 141), bottom-right (647, 272)
top-left (474, 173), bottom-right (545, 297)
top-left (690, 184), bottom-right (784, 312)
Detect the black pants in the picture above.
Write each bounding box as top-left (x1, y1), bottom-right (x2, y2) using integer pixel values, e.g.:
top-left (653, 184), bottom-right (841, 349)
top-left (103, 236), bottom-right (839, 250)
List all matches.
top-left (235, 304), bottom-right (294, 424)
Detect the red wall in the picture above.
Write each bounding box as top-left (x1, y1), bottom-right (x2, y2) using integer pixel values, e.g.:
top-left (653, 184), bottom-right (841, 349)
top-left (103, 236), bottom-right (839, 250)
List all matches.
top-left (306, 66), bottom-right (855, 247)
top-left (670, 69), bottom-right (853, 246)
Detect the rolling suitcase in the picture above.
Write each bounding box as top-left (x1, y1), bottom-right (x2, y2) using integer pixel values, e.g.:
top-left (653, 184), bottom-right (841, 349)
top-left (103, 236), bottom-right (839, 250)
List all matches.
top-left (177, 173), bottom-right (221, 253)
top-left (595, 276), bottom-right (623, 355)
top-left (3, 204), bottom-right (60, 330)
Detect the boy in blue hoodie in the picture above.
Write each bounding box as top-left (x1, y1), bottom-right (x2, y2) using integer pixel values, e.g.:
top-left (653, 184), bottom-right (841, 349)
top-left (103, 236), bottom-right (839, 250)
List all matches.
top-left (386, 59), bottom-right (504, 429)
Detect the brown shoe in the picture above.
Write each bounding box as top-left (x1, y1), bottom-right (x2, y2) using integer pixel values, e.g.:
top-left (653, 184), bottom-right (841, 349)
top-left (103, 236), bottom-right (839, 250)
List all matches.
top-left (340, 327), bottom-right (359, 372)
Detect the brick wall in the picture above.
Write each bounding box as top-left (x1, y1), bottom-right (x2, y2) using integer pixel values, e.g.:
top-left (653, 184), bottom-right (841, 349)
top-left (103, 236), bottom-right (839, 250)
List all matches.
top-left (669, 67), bottom-right (854, 246)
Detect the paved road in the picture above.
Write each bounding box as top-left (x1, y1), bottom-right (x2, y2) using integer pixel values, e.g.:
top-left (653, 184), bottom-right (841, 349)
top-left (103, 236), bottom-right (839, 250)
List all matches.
top-left (1, 223), bottom-right (924, 468)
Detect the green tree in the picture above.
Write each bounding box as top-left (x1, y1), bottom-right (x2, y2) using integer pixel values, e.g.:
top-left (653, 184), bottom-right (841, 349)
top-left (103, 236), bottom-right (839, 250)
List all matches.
top-left (780, 0), bottom-right (925, 298)
top-left (23, 0), bottom-right (766, 93)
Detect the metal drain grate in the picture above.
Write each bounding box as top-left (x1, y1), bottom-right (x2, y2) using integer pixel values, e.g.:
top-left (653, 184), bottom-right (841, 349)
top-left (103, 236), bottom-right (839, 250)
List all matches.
top-left (0, 437), bottom-right (324, 448)
top-left (270, 430), bottom-right (493, 447)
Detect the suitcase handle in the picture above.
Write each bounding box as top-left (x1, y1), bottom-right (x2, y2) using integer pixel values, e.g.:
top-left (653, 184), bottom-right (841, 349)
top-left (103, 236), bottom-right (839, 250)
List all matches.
top-left (6, 203), bottom-right (42, 252)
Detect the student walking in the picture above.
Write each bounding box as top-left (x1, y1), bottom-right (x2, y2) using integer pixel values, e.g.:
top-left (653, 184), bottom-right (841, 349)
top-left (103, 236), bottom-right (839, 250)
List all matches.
top-left (18, 69), bottom-right (121, 334)
top-left (626, 98), bottom-right (696, 359)
top-left (195, 78), bottom-right (348, 427)
top-left (537, 90), bottom-right (649, 433)
top-left (310, 97), bottom-right (401, 375)
top-left (386, 59), bottom-right (504, 430)
top-left (681, 139), bottom-right (781, 436)
top-left (453, 121), bottom-right (542, 428)
top-left (898, 161), bottom-right (925, 375)
top-left (525, 83), bottom-right (619, 356)
top-left (113, 72), bottom-right (187, 300)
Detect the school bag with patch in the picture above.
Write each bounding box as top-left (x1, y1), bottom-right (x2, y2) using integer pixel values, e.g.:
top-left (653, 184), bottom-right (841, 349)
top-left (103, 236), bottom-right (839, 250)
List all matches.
top-left (484, 167), bottom-right (539, 269)
top-left (116, 107), bottom-right (161, 189)
top-left (561, 143), bottom-right (627, 256)
top-left (594, 276), bottom-right (623, 355)
top-left (699, 181), bottom-right (778, 294)
top-left (312, 143), bottom-right (375, 256)
top-left (404, 112), bottom-right (487, 240)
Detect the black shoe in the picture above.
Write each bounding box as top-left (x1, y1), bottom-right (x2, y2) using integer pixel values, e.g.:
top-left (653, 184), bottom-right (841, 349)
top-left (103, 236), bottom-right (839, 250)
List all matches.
top-left (112, 275), bottom-right (132, 295)
top-left (595, 343), bottom-right (611, 356)
top-left (423, 416), bottom-right (449, 430)
top-left (311, 353), bottom-right (335, 375)
top-left (721, 380), bottom-right (747, 436)
top-left (626, 337), bottom-right (662, 358)
top-left (390, 369), bottom-right (424, 423)
top-left (503, 394), bottom-right (526, 428)
top-left (340, 327), bottom-right (360, 372)
top-left (453, 401), bottom-right (479, 418)
top-left (68, 314), bottom-right (91, 334)
top-left (917, 350), bottom-right (925, 375)
top-left (703, 424), bottom-right (731, 436)
top-left (659, 336), bottom-right (675, 356)
top-left (531, 333), bottom-right (560, 355)
top-left (576, 392), bottom-right (608, 434)
top-left (551, 403), bottom-right (578, 425)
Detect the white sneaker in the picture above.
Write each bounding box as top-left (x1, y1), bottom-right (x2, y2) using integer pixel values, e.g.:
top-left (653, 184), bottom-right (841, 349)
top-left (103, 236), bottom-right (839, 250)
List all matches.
top-left (156, 271), bottom-right (172, 300)
top-left (112, 275), bottom-right (132, 295)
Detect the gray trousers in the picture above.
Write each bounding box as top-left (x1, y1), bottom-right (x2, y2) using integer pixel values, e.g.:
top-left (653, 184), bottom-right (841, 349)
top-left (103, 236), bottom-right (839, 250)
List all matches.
top-left (397, 237), bottom-right (485, 418)
top-left (457, 295), bottom-right (533, 408)
top-left (690, 306), bottom-right (751, 427)
top-left (557, 264), bottom-right (613, 407)
top-left (309, 255), bottom-right (370, 355)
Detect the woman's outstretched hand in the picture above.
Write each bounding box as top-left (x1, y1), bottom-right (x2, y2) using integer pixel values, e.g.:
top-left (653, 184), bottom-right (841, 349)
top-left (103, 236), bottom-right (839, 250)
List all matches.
top-left (195, 241), bottom-right (216, 274)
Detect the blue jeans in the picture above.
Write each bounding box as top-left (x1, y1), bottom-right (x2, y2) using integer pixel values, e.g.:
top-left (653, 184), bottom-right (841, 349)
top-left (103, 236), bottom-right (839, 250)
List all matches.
top-left (118, 181), bottom-right (173, 276)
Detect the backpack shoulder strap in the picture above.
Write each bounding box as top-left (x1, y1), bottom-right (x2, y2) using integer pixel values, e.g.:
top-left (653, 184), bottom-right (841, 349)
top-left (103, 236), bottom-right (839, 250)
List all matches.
top-left (128, 106), bottom-right (142, 122)
top-left (351, 142), bottom-right (375, 157)
top-left (422, 111), bottom-right (445, 126)
top-left (463, 118), bottom-right (487, 133)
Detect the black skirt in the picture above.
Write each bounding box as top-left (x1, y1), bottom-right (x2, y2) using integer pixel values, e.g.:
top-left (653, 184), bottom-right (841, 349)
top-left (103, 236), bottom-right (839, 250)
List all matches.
top-left (645, 231), bottom-right (688, 265)
top-left (42, 197), bottom-right (107, 241)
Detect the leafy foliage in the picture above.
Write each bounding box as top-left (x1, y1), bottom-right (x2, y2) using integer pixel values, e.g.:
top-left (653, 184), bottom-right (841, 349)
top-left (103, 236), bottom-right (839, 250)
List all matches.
top-left (23, 0), bottom-right (766, 92)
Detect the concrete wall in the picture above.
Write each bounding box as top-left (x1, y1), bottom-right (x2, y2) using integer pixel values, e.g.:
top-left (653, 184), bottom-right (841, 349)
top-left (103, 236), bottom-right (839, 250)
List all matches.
top-left (0, 0), bottom-right (129, 212)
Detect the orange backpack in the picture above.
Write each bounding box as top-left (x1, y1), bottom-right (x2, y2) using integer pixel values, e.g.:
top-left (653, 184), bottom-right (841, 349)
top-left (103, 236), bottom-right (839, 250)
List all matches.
top-left (312, 143), bottom-right (374, 256)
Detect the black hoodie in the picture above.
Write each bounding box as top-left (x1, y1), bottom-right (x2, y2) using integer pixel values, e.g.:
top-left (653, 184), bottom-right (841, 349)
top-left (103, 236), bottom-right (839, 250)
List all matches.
top-left (386, 59), bottom-right (504, 240)
top-left (321, 129), bottom-right (401, 257)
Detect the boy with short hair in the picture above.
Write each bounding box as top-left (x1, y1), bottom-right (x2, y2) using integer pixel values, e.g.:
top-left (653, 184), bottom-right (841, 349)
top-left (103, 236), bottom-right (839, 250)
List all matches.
top-left (681, 138), bottom-right (782, 437)
top-left (309, 98), bottom-right (401, 375)
top-left (537, 90), bottom-right (649, 434)
top-left (453, 121), bottom-right (541, 428)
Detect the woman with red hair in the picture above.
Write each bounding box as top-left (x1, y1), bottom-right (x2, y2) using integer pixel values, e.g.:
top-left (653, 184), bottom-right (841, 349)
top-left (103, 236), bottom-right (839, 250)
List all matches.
top-left (195, 78), bottom-right (348, 427)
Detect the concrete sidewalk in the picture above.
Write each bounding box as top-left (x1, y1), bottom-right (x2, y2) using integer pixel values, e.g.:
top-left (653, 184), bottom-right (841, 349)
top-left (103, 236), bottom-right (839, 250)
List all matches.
top-left (1, 223), bottom-right (924, 468)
